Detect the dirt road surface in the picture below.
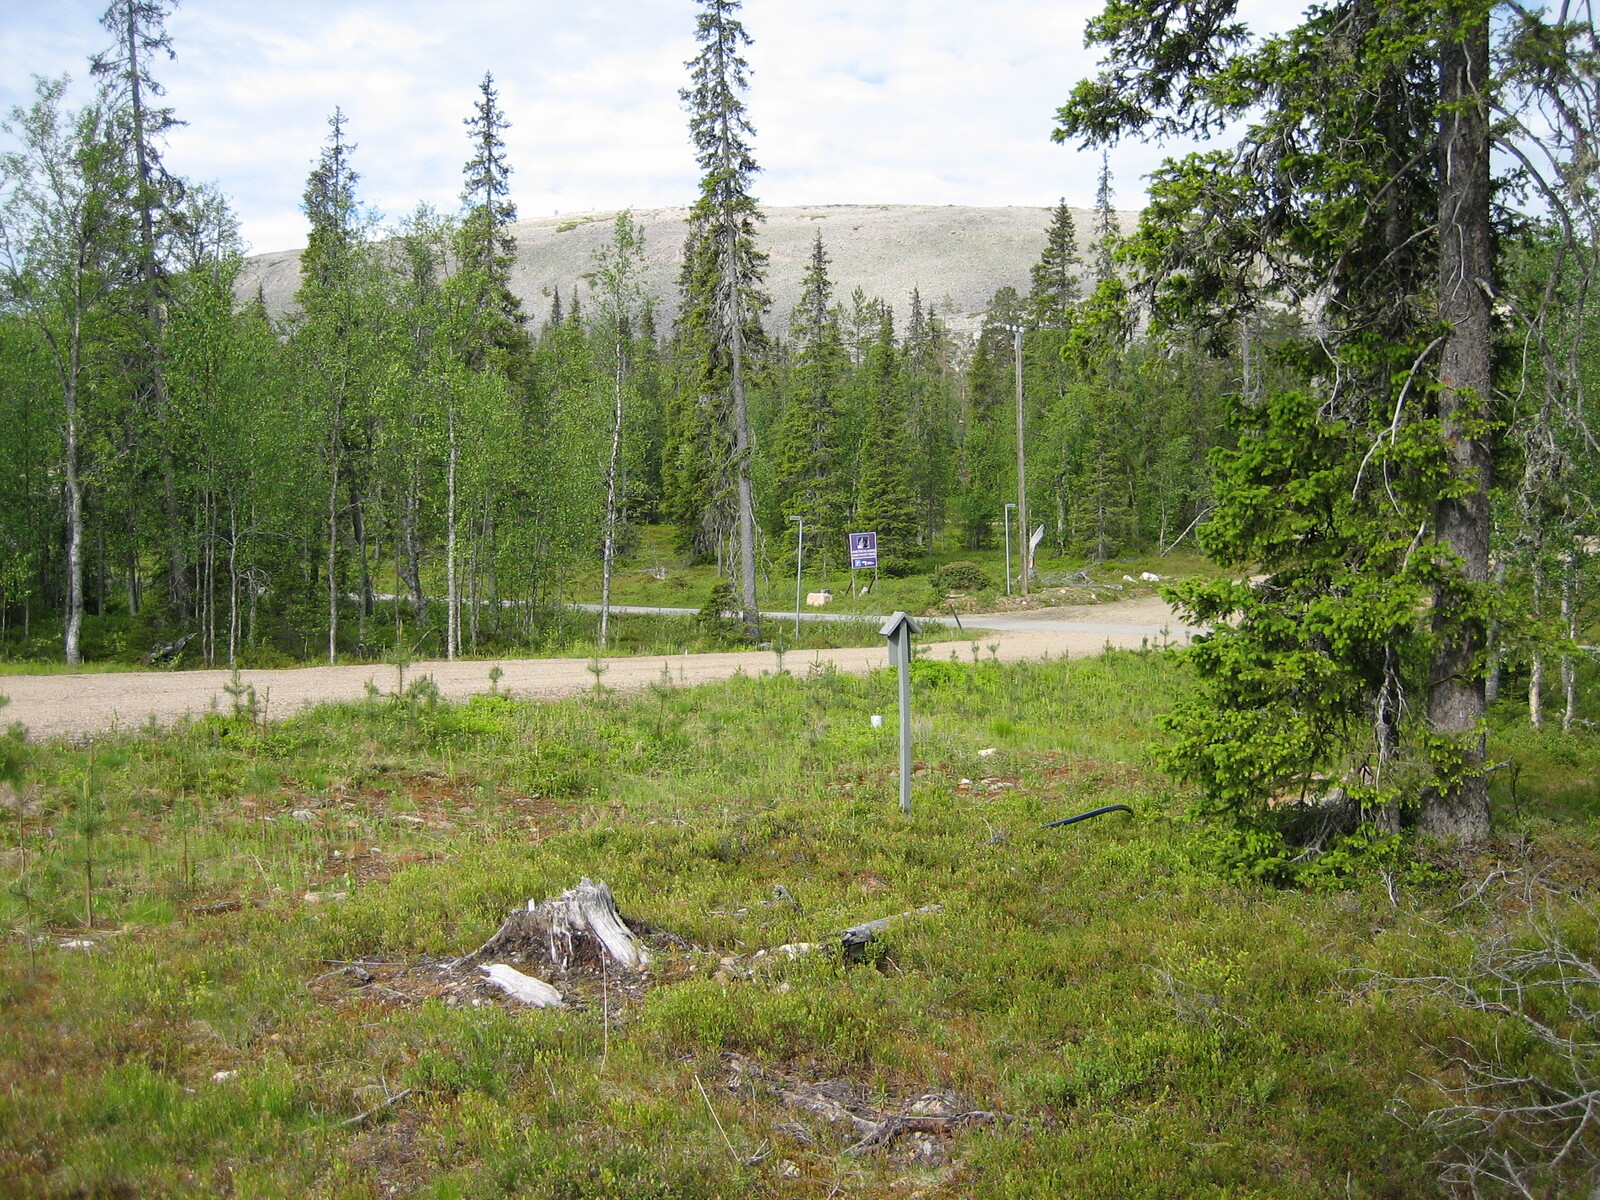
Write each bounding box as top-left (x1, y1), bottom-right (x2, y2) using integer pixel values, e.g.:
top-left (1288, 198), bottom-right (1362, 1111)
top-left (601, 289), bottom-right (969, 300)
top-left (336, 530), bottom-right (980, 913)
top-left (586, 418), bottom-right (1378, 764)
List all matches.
top-left (1, 596), bottom-right (1196, 743)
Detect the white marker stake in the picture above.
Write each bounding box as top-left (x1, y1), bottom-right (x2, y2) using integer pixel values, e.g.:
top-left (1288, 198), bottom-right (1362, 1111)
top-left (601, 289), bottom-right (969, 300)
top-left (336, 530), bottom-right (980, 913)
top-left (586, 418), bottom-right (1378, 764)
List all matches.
top-left (879, 611), bottom-right (922, 814)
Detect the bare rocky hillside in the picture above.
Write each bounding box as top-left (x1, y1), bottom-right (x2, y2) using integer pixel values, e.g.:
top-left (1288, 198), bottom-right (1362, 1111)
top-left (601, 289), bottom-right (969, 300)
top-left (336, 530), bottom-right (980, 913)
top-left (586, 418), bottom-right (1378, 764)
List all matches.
top-left (236, 203), bottom-right (1137, 338)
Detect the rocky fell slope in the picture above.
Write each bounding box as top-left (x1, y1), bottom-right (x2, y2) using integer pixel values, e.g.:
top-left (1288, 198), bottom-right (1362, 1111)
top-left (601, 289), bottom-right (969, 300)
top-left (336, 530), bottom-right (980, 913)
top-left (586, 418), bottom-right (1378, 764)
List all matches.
top-left (237, 203), bottom-right (1137, 338)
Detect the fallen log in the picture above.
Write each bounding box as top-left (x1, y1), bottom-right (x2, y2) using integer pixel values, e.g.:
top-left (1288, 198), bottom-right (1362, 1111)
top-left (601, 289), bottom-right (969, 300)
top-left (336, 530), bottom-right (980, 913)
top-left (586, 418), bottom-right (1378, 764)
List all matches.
top-left (479, 963), bottom-right (564, 1007)
top-left (838, 904), bottom-right (943, 960)
top-left (453, 877), bottom-right (651, 973)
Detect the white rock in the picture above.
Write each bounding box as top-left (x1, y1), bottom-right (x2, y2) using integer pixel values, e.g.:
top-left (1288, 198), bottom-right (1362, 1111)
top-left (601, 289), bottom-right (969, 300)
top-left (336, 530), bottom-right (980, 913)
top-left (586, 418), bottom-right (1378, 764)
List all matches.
top-left (289, 809), bottom-right (317, 823)
top-left (56, 939), bottom-right (95, 950)
top-left (1140, 571), bottom-right (1162, 582)
top-left (977, 747), bottom-right (998, 758)
top-left (211, 1070), bottom-right (237, 1083)
top-left (752, 942), bottom-right (824, 961)
top-left (479, 963), bottom-right (565, 1008)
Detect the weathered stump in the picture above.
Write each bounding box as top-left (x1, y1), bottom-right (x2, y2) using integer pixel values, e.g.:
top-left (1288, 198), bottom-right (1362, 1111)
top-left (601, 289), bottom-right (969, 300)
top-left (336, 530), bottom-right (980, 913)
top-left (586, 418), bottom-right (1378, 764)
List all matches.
top-left (454, 877), bottom-right (650, 973)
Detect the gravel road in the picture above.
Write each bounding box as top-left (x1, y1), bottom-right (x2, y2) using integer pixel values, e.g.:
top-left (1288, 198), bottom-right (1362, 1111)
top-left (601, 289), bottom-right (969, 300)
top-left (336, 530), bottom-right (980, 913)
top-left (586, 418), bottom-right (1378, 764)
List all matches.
top-left (0, 596), bottom-right (1195, 743)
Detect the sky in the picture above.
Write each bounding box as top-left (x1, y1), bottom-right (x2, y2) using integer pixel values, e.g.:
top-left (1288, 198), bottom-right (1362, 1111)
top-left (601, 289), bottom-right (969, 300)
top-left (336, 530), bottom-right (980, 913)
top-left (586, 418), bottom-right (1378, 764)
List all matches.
top-left (0, 0), bottom-right (1300, 255)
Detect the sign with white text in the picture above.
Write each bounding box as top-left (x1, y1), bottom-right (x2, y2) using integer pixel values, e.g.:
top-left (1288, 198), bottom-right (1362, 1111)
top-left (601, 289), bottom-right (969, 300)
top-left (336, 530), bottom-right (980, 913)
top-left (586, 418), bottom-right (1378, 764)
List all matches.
top-left (848, 531), bottom-right (878, 570)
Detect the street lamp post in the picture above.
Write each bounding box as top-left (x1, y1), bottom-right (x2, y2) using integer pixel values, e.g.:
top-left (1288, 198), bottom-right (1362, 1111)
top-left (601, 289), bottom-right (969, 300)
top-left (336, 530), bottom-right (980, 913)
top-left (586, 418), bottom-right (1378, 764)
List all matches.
top-left (788, 515), bottom-right (804, 638)
top-left (1003, 502), bottom-right (1016, 596)
top-left (1003, 323), bottom-right (1029, 594)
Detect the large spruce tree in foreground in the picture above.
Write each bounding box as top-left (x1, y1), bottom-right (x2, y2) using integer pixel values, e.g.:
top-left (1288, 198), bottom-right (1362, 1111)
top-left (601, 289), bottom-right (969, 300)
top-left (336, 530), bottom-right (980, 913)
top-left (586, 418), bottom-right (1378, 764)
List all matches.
top-left (673, 0), bottom-right (768, 638)
top-left (1058, 0), bottom-right (1588, 847)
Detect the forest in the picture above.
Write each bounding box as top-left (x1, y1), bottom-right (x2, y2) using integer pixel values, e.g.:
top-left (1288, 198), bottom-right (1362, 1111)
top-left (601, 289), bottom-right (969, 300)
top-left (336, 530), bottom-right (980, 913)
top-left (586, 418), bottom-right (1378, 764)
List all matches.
top-left (0, 4), bottom-right (1231, 676)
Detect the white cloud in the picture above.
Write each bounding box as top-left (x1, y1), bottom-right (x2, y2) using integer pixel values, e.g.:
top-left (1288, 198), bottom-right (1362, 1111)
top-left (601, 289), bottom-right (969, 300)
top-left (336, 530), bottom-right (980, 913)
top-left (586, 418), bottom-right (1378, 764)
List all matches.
top-left (1, 0), bottom-right (1306, 254)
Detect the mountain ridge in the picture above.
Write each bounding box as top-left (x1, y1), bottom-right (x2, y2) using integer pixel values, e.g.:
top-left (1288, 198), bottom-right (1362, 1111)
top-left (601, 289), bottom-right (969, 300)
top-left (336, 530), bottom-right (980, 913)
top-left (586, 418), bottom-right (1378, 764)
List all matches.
top-left (236, 203), bottom-right (1139, 339)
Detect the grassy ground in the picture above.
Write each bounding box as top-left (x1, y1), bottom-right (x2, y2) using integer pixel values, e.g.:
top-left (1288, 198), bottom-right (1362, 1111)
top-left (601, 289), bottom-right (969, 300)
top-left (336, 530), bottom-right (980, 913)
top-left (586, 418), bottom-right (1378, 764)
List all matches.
top-left (558, 525), bottom-right (1224, 617)
top-left (0, 650), bottom-right (1594, 1197)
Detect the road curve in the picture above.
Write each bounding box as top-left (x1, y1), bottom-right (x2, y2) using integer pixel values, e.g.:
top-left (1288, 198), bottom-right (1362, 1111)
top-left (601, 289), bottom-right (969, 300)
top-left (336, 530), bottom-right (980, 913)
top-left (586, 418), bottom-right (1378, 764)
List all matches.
top-left (1, 596), bottom-right (1199, 743)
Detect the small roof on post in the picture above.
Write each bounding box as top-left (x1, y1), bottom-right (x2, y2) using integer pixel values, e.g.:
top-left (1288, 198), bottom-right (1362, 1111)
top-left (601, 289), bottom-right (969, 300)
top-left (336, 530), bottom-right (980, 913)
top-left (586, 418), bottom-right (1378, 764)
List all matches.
top-left (878, 611), bottom-right (922, 639)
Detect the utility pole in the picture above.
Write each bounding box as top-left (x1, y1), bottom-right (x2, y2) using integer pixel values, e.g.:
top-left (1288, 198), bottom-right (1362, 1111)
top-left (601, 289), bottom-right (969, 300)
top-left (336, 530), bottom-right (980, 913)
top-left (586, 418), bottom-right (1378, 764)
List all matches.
top-left (1004, 323), bottom-right (1029, 594)
top-left (789, 514), bottom-right (804, 638)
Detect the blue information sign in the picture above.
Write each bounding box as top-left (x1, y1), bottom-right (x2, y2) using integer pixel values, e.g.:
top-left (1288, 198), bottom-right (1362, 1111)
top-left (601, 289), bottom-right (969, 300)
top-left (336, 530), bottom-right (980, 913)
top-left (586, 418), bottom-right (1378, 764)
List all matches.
top-left (848, 531), bottom-right (878, 570)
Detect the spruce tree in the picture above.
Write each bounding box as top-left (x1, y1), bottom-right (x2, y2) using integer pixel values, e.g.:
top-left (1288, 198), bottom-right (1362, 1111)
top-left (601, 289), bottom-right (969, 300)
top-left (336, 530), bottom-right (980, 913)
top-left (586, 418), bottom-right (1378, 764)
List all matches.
top-left (1091, 152), bottom-right (1118, 284)
top-left (853, 310), bottom-right (918, 575)
top-left (1057, 0), bottom-right (1536, 844)
top-left (299, 109), bottom-right (359, 301)
top-left (773, 230), bottom-right (847, 573)
top-left (904, 288), bottom-right (956, 544)
top-left (956, 287), bottom-right (1023, 549)
top-left (457, 71), bottom-right (524, 356)
top-left (1029, 198), bottom-right (1081, 329)
top-left (673, 0), bottom-right (768, 637)
top-left (92, 0), bottom-right (189, 616)
top-left (295, 110), bottom-right (369, 663)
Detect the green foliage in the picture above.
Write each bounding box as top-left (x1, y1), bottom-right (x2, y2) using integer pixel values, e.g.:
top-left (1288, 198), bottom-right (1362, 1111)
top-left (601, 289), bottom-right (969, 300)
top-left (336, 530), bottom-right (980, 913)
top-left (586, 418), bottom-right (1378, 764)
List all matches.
top-left (852, 311), bottom-right (920, 575)
top-left (695, 577), bottom-right (738, 632)
top-left (932, 560), bottom-right (994, 594)
top-left (0, 651), bottom-right (1595, 1194)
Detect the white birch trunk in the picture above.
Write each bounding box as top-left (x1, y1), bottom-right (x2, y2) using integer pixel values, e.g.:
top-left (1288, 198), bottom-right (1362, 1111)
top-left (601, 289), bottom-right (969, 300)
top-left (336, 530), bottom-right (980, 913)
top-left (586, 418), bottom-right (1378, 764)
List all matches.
top-left (446, 399), bottom-right (458, 661)
top-left (62, 328), bottom-right (84, 666)
top-left (600, 351), bottom-right (624, 650)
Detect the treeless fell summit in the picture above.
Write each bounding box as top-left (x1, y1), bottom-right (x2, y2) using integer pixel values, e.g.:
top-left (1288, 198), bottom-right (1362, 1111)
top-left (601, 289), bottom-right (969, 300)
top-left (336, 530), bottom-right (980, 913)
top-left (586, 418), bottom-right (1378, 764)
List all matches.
top-left (236, 203), bottom-right (1139, 338)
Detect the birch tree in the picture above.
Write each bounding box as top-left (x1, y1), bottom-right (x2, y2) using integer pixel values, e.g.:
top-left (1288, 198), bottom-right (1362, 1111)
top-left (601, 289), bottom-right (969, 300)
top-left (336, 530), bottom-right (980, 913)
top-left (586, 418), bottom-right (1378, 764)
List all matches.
top-left (590, 211), bottom-right (650, 649)
top-left (0, 79), bottom-right (135, 664)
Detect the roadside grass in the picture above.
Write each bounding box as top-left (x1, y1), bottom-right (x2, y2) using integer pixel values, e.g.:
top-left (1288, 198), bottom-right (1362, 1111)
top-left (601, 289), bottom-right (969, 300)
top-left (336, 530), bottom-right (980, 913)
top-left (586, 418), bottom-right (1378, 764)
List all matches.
top-left (0, 610), bottom-right (926, 676)
top-left (0, 650), bottom-right (1592, 1197)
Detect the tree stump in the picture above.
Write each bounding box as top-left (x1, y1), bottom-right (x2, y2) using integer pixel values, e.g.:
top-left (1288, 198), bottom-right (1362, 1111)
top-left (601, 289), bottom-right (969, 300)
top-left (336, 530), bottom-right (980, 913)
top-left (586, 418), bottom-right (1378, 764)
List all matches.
top-left (454, 877), bottom-right (650, 973)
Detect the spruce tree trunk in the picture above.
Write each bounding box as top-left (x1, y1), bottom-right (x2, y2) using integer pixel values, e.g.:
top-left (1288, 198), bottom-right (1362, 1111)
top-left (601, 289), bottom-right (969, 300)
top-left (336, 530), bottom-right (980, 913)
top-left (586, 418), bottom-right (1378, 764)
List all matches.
top-left (731, 288), bottom-right (759, 641)
top-left (120, 13), bottom-right (186, 621)
top-left (1419, 12), bottom-right (1493, 842)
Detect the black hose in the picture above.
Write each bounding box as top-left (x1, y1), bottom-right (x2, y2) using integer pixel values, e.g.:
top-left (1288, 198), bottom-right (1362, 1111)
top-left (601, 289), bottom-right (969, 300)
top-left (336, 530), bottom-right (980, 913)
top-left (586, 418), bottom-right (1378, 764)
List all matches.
top-left (1041, 804), bottom-right (1133, 829)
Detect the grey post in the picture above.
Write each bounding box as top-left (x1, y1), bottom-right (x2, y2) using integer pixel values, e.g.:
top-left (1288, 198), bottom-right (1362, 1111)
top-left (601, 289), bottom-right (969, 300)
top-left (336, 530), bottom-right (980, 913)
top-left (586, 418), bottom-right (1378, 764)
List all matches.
top-left (789, 514), bottom-right (804, 638)
top-left (1003, 502), bottom-right (1016, 595)
top-left (880, 611), bottom-right (921, 814)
